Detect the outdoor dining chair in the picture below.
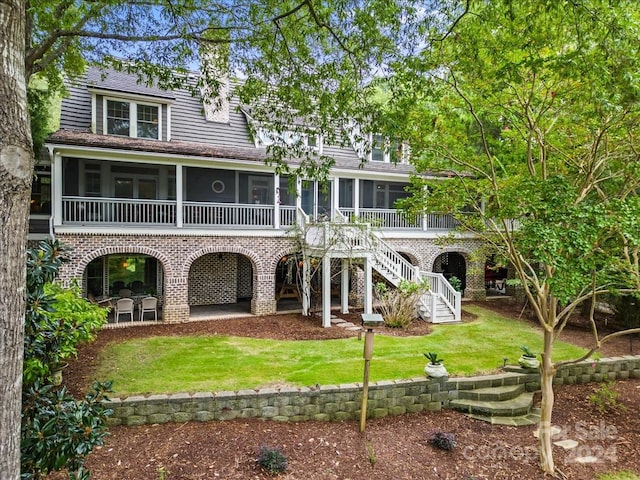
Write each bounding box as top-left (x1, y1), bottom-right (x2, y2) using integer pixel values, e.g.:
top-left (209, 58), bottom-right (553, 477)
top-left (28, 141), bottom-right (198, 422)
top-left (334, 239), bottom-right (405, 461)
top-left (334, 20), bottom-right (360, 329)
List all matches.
top-left (115, 297), bottom-right (135, 323)
top-left (139, 296), bottom-right (158, 321)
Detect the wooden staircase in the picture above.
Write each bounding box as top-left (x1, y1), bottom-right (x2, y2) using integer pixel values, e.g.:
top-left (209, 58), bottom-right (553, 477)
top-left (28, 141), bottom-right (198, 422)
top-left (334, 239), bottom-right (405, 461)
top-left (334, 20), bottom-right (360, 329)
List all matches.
top-left (300, 210), bottom-right (461, 323)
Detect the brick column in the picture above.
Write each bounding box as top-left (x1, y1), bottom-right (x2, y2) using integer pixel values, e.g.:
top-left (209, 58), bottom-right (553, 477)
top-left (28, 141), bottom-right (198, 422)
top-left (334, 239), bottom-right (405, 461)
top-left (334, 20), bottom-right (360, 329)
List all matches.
top-left (349, 266), bottom-right (365, 309)
top-left (251, 273), bottom-right (277, 315)
top-left (465, 257), bottom-right (486, 301)
top-left (163, 276), bottom-right (189, 323)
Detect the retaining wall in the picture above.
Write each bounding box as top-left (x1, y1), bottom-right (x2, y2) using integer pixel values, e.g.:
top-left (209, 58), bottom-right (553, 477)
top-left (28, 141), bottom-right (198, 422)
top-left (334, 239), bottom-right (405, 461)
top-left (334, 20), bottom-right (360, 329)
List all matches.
top-left (105, 355), bottom-right (640, 426)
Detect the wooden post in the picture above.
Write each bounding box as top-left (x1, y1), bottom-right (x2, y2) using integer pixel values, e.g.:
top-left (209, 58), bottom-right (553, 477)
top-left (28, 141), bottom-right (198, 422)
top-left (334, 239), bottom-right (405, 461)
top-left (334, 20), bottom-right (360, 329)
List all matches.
top-left (360, 328), bottom-right (375, 432)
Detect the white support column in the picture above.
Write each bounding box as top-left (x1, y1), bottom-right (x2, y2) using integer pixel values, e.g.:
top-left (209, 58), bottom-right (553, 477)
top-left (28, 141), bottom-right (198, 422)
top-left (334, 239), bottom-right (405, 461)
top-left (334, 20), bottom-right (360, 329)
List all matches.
top-left (354, 178), bottom-right (360, 217)
top-left (363, 254), bottom-right (372, 314)
top-left (176, 164), bottom-right (183, 227)
top-left (296, 177), bottom-right (302, 211)
top-left (332, 177), bottom-right (340, 218)
top-left (52, 152), bottom-right (63, 227)
top-left (274, 173), bottom-right (280, 229)
top-left (302, 254), bottom-right (310, 316)
top-left (341, 258), bottom-right (350, 314)
top-left (322, 255), bottom-right (332, 327)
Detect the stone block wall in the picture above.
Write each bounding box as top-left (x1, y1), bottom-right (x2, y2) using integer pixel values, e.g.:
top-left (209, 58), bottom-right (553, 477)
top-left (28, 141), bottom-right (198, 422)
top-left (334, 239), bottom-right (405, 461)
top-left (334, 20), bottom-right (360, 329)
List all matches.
top-left (105, 355), bottom-right (640, 426)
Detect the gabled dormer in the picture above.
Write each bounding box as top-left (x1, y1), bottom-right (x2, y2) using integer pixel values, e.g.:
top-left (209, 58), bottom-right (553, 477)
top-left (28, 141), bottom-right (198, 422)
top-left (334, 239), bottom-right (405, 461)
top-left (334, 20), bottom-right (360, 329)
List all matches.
top-left (87, 69), bottom-right (175, 141)
top-left (241, 107), bottom-right (323, 154)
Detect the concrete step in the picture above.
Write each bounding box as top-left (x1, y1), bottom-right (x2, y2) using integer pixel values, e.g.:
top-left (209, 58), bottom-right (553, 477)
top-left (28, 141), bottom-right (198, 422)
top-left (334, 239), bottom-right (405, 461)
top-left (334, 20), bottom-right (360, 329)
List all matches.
top-left (450, 392), bottom-right (534, 417)
top-left (467, 408), bottom-right (541, 426)
top-left (458, 384), bottom-right (525, 402)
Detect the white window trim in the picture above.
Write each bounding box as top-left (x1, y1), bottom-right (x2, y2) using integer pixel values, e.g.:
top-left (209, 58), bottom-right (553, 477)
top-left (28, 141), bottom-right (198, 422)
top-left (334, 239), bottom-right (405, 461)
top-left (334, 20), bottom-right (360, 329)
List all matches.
top-left (253, 126), bottom-right (322, 154)
top-left (102, 96), bottom-right (163, 140)
top-left (368, 134), bottom-right (410, 164)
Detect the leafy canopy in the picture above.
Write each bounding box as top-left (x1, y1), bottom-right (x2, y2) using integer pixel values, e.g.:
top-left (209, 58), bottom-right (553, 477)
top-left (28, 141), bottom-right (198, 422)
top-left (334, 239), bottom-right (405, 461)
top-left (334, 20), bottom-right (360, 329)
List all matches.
top-left (28, 0), bottom-right (435, 178)
top-left (387, 0), bottom-right (640, 312)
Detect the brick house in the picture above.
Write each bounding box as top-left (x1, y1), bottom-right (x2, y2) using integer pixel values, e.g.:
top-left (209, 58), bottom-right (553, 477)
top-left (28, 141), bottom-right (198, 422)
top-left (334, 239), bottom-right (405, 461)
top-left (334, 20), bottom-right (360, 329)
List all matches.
top-left (31, 68), bottom-right (488, 326)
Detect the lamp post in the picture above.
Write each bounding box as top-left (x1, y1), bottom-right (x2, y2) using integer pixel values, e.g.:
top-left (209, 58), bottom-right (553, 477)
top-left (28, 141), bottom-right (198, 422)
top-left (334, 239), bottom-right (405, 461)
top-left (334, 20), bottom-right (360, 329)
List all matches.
top-left (359, 313), bottom-right (384, 432)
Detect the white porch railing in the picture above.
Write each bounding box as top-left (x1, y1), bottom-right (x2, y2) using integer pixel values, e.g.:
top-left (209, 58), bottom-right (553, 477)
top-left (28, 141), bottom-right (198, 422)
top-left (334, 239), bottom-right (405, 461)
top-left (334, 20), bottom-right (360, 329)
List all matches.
top-left (339, 208), bottom-right (460, 230)
top-left (183, 202), bottom-right (275, 227)
top-left (280, 206), bottom-right (297, 226)
top-left (62, 196), bottom-right (176, 225)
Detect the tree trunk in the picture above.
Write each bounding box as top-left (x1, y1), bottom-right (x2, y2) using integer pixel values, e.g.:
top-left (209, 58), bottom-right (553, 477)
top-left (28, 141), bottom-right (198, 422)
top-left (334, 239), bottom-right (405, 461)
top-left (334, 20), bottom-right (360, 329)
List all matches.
top-left (538, 328), bottom-right (556, 474)
top-left (0, 0), bottom-right (33, 477)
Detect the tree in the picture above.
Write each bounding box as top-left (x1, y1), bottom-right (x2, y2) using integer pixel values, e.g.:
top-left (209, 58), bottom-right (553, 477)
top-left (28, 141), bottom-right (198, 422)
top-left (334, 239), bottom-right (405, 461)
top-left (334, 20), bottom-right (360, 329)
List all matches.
top-left (385, 1), bottom-right (640, 474)
top-left (1, 1), bottom-right (428, 477)
top-left (22, 240), bottom-right (111, 480)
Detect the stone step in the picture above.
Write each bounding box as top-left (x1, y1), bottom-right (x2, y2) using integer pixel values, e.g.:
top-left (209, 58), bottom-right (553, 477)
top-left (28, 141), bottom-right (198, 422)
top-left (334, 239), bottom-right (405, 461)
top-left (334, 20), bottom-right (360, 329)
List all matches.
top-left (458, 383), bottom-right (525, 402)
top-left (467, 408), bottom-right (541, 426)
top-left (450, 392), bottom-right (534, 417)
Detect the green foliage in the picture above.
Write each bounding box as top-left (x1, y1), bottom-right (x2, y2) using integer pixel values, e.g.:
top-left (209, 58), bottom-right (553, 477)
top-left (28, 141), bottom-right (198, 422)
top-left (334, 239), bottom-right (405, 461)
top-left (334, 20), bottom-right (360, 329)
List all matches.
top-left (589, 381), bottom-right (627, 414)
top-left (520, 346), bottom-right (537, 358)
top-left (387, 0), bottom-right (640, 315)
top-left (374, 279), bottom-right (429, 328)
top-left (28, 82), bottom-right (56, 154)
top-left (25, 0), bottom-right (431, 181)
top-left (256, 446), bottom-right (287, 475)
top-left (22, 240), bottom-right (112, 479)
top-left (424, 352), bottom-right (443, 365)
top-left (24, 241), bottom-right (107, 385)
top-left (448, 276), bottom-right (462, 292)
top-left (597, 471), bottom-right (640, 480)
top-left (427, 430), bottom-right (456, 451)
top-left (21, 382), bottom-right (113, 480)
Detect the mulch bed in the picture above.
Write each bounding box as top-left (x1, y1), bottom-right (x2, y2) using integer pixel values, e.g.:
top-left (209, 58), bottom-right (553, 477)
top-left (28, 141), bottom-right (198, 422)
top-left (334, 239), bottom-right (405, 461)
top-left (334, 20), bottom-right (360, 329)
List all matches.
top-left (52, 301), bottom-right (640, 479)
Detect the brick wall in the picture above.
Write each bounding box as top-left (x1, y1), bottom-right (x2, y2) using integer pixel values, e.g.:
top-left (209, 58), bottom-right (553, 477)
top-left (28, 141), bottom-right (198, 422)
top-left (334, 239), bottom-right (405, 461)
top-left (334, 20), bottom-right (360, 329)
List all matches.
top-left (54, 233), bottom-right (485, 322)
top-left (189, 253), bottom-right (237, 305)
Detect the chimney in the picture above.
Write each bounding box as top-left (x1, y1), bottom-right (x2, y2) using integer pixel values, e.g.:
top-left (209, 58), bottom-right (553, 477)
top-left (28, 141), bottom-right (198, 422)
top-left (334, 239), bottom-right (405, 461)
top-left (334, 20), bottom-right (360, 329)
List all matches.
top-left (199, 41), bottom-right (230, 124)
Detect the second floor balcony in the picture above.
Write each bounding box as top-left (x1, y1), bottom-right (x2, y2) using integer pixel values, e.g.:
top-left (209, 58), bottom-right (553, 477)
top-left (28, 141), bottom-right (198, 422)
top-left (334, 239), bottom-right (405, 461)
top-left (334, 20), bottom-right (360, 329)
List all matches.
top-left (59, 196), bottom-right (459, 231)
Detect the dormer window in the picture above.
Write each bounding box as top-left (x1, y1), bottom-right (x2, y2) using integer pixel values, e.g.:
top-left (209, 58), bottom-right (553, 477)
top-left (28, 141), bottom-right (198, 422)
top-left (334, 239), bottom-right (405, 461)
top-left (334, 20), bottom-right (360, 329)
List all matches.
top-left (369, 134), bottom-right (409, 163)
top-left (104, 98), bottom-right (161, 140)
top-left (254, 127), bottom-right (322, 153)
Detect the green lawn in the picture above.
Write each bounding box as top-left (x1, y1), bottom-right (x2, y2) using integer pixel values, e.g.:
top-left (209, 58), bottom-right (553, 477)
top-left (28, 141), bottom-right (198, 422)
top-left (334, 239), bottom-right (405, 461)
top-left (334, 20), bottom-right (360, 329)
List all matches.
top-left (95, 305), bottom-right (587, 396)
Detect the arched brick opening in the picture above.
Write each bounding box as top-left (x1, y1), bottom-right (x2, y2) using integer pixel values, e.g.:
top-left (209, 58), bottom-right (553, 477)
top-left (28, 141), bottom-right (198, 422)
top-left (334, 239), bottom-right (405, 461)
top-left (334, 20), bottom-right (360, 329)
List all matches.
top-left (183, 246), bottom-right (271, 316)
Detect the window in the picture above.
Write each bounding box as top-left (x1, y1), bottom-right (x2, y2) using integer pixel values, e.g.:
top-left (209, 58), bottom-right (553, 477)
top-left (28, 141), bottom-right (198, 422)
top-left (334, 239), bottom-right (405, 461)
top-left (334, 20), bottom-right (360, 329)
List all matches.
top-left (371, 134), bottom-right (385, 162)
top-left (105, 99), bottom-right (160, 139)
top-left (85, 164), bottom-right (101, 196)
top-left (254, 127), bottom-right (322, 153)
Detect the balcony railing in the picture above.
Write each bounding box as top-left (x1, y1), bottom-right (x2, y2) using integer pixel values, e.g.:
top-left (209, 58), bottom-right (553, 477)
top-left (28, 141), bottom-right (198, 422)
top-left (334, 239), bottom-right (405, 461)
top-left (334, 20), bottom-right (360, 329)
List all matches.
top-left (339, 208), bottom-right (460, 230)
top-left (62, 197), bottom-right (176, 225)
top-left (183, 201), bottom-right (274, 227)
top-left (61, 196), bottom-right (462, 231)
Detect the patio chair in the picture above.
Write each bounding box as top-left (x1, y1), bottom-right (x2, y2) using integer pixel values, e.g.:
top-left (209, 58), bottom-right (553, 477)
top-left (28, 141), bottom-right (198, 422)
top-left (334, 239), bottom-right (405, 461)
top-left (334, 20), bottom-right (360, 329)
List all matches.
top-left (115, 298), bottom-right (135, 323)
top-left (139, 296), bottom-right (158, 321)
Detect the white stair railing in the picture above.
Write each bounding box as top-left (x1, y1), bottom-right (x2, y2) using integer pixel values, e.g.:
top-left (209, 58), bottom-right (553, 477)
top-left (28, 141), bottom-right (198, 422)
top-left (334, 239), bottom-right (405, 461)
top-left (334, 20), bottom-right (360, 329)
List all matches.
top-left (422, 272), bottom-right (461, 322)
top-left (300, 210), bottom-right (461, 322)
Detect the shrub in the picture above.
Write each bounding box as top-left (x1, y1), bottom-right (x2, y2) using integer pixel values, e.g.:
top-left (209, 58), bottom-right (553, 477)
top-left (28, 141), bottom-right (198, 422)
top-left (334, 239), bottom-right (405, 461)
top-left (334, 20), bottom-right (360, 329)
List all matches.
top-left (21, 240), bottom-right (113, 479)
top-left (589, 381), bottom-right (627, 414)
top-left (374, 279), bottom-right (429, 328)
top-left (427, 430), bottom-right (456, 451)
top-left (21, 381), bottom-right (113, 480)
top-left (256, 446), bottom-right (288, 475)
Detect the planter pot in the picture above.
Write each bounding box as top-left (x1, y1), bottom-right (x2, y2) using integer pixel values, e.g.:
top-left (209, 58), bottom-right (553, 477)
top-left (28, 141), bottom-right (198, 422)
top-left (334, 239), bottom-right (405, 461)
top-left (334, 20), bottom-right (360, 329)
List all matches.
top-left (50, 363), bottom-right (68, 386)
top-left (425, 363), bottom-right (448, 378)
top-left (518, 355), bottom-right (540, 370)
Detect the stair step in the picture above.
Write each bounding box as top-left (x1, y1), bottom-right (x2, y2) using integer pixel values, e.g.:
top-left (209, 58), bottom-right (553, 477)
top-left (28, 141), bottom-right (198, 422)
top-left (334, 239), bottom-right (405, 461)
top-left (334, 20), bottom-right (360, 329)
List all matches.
top-left (450, 392), bottom-right (534, 417)
top-left (467, 408), bottom-right (541, 426)
top-left (458, 384), bottom-right (525, 402)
